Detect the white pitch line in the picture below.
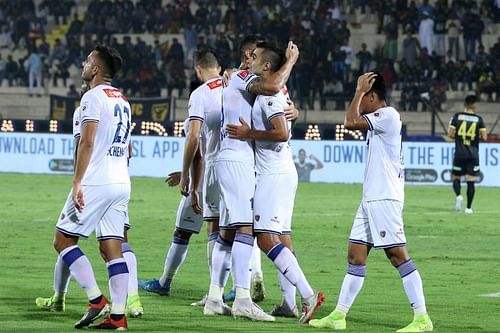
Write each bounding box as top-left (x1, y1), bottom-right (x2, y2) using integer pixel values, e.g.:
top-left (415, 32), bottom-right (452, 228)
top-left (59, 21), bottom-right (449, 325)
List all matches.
top-left (478, 292), bottom-right (500, 298)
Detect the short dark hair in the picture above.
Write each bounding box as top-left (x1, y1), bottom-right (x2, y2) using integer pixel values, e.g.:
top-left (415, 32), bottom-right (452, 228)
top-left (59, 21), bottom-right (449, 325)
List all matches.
top-left (194, 49), bottom-right (219, 69)
top-left (255, 41), bottom-right (285, 72)
top-left (239, 35), bottom-right (264, 55)
top-left (366, 72), bottom-right (386, 101)
top-left (94, 45), bottom-right (123, 78)
top-left (464, 94), bottom-right (477, 107)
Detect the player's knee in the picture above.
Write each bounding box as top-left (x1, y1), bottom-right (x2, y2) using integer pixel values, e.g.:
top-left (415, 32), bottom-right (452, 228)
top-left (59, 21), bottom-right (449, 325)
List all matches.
top-left (347, 254), bottom-right (366, 265)
top-left (256, 233), bottom-right (279, 253)
top-left (174, 229), bottom-right (193, 241)
top-left (53, 231), bottom-right (77, 253)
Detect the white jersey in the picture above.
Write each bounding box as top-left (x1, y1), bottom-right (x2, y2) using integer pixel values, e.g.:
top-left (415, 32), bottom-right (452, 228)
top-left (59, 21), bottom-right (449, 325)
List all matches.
top-left (79, 84), bottom-right (131, 185)
top-left (73, 106), bottom-right (81, 138)
top-left (188, 77), bottom-right (223, 165)
top-left (252, 88), bottom-right (295, 175)
top-left (217, 69), bottom-right (258, 164)
top-left (362, 106), bottom-right (404, 202)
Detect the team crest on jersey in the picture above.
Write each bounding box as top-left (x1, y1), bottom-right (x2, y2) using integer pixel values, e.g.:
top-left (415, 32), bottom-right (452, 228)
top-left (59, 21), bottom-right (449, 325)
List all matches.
top-left (374, 112), bottom-right (380, 117)
top-left (380, 231), bottom-right (386, 238)
top-left (237, 70), bottom-right (252, 82)
top-left (60, 213), bottom-right (65, 220)
top-left (255, 215), bottom-right (260, 222)
top-left (268, 100), bottom-right (273, 106)
top-left (75, 121), bottom-right (79, 126)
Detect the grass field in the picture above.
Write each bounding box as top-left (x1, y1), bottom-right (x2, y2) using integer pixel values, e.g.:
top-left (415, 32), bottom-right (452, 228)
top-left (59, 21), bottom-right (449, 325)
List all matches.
top-left (0, 173), bottom-right (499, 332)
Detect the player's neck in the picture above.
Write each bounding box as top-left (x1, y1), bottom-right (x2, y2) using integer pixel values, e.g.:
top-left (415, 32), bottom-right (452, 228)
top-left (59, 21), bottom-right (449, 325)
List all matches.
top-left (89, 77), bottom-right (112, 89)
top-left (202, 72), bottom-right (221, 82)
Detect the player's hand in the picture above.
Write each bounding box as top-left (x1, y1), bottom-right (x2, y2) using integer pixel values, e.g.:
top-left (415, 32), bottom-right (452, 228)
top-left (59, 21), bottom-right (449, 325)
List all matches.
top-left (165, 171), bottom-right (181, 187)
top-left (226, 116), bottom-right (251, 139)
top-left (284, 100), bottom-right (299, 121)
top-left (223, 68), bottom-right (237, 87)
top-left (285, 41), bottom-right (300, 64)
top-left (190, 190), bottom-right (203, 215)
top-left (179, 173), bottom-right (189, 197)
top-left (356, 72), bottom-right (377, 94)
top-left (72, 181), bottom-right (84, 212)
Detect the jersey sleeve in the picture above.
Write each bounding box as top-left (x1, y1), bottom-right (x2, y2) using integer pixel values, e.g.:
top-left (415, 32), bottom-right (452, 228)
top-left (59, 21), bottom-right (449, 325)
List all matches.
top-left (72, 107), bottom-right (81, 138)
top-left (187, 88), bottom-right (205, 122)
top-left (79, 91), bottom-right (101, 124)
top-left (448, 114), bottom-right (458, 129)
top-left (478, 116), bottom-right (486, 131)
top-left (260, 95), bottom-right (285, 121)
top-left (231, 70), bottom-right (258, 93)
top-left (362, 108), bottom-right (397, 134)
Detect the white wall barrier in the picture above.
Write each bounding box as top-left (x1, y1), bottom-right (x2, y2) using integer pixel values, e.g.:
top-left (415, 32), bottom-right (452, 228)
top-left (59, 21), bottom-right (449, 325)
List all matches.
top-left (1, 133), bottom-right (499, 186)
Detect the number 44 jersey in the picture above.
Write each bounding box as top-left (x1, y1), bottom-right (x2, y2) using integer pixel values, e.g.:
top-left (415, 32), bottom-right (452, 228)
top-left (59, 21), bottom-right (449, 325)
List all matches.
top-left (78, 84), bottom-right (132, 185)
top-left (449, 112), bottom-right (486, 160)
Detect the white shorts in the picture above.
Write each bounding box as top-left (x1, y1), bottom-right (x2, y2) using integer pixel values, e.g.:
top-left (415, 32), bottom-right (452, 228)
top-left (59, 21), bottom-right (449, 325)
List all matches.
top-left (349, 199), bottom-right (407, 249)
top-left (56, 183), bottom-right (130, 240)
top-left (203, 164), bottom-right (220, 221)
top-left (253, 172), bottom-right (297, 235)
top-left (216, 160), bottom-right (255, 228)
top-left (175, 193), bottom-right (204, 234)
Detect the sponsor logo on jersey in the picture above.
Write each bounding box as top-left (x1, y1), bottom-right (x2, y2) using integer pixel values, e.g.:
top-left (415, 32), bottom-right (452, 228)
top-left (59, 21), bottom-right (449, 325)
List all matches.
top-left (268, 100), bottom-right (273, 107)
top-left (207, 79), bottom-right (223, 90)
top-left (103, 88), bottom-right (128, 101)
top-left (237, 70), bottom-right (253, 82)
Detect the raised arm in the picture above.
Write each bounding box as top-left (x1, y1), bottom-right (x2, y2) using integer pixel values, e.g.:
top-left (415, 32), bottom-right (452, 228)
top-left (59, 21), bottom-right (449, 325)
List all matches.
top-left (344, 72), bottom-right (376, 130)
top-left (247, 41), bottom-right (300, 96)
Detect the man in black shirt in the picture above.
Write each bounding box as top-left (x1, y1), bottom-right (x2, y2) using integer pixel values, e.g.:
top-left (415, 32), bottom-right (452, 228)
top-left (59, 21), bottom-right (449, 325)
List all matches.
top-left (447, 95), bottom-right (487, 213)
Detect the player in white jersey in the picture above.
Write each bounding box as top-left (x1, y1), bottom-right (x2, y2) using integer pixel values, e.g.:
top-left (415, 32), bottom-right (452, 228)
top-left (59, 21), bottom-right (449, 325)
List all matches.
top-left (138, 50), bottom-right (222, 301)
top-left (226, 42), bottom-right (324, 324)
top-left (205, 36), bottom-right (300, 321)
top-left (48, 46), bottom-right (131, 330)
top-left (310, 73), bottom-right (433, 332)
top-left (36, 81), bottom-right (144, 319)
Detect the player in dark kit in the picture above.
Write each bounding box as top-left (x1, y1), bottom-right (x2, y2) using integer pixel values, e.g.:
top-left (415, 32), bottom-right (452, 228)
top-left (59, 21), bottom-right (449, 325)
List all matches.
top-left (447, 95), bottom-right (487, 214)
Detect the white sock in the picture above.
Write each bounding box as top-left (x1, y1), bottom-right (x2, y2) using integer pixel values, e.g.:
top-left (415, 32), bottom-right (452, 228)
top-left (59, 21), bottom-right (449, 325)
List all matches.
top-left (207, 231), bottom-right (218, 274)
top-left (398, 260), bottom-right (427, 316)
top-left (107, 258), bottom-right (129, 315)
top-left (60, 245), bottom-right (101, 301)
top-left (121, 242), bottom-right (138, 297)
top-left (251, 238), bottom-right (263, 280)
top-left (208, 235), bottom-right (232, 298)
top-left (336, 263), bottom-right (366, 314)
top-left (278, 270), bottom-right (296, 309)
top-left (159, 236), bottom-right (189, 288)
top-left (53, 254), bottom-right (71, 300)
top-left (267, 243), bottom-right (313, 299)
top-left (232, 233), bottom-right (254, 292)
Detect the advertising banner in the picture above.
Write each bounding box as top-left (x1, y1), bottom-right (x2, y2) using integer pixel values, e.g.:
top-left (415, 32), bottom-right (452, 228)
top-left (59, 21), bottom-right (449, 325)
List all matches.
top-left (1, 133), bottom-right (499, 186)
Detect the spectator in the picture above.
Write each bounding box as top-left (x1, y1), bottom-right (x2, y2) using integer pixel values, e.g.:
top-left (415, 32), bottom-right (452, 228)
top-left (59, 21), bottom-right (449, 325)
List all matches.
top-left (67, 84), bottom-right (79, 97)
top-left (0, 25), bottom-right (12, 48)
top-left (166, 37), bottom-right (184, 65)
top-left (25, 46), bottom-right (43, 96)
top-left (446, 13), bottom-right (461, 60)
top-left (52, 60), bottom-right (69, 87)
top-left (356, 42), bottom-right (372, 75)
top-left (418, 11), bottom-right (434, 55)
top-left (433, 7), bottom-right (447, 56)
top-left (402, 30), bottom-right (420, 68)
top-left (0, 54), bottom-right (5, 85)
top-left (5, 55), bottom-right (19, 86)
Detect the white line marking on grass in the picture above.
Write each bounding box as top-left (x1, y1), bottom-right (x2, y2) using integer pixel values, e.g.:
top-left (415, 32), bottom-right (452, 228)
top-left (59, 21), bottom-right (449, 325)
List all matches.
top-left (478, 292), bottom-right (500, 298)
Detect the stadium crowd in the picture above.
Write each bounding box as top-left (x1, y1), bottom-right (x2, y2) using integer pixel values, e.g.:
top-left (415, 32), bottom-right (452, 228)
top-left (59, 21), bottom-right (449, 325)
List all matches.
top-left (1, 0), bottom-right (500, 109)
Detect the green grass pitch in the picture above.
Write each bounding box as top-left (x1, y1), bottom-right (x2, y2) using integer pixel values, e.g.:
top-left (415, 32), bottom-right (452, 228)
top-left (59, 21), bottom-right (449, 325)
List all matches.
top-left (0, 173), bottom-right (499, 332)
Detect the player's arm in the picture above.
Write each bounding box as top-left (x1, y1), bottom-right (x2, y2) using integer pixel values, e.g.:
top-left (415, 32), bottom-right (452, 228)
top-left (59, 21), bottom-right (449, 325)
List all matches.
top-left (448, 115), bottom-right (456, 139)
top-left (226, 115), bottom-right (288, 142)
top-left (190, 145), bottom-right (203, 214)
top-left (479, 128), bottom-right (487, 141)
top-left (247, 41), bottom-right (300, 96)
top-left (180, 119), bottom-right (202, 196)
top-left (73, 121), bottom-right (98, 211)
top-left (344, 72), bottom-right (377, 130)
top-left (284, 99), bottom-right (299, 127)
top-left (309, 154), bottom-right (324, 169)
top-left (73, 136), bottom-right (80, 167)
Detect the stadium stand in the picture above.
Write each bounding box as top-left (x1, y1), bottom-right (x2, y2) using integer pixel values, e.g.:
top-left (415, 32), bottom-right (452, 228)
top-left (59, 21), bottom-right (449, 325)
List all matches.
top-left (0, 0), bottom-right (500, 137)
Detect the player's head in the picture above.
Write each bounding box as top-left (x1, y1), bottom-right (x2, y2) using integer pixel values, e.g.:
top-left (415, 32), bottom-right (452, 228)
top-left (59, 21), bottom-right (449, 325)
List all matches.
top-left (249, 41), bottom-right (285, 75)
top-left (360, 72), bottom-right (386, 113)
top-left (464, 94), bottom-right (477, 112)
top-left (82, 45), bottom-right (123, 82)
top-left (239, 34), bottom-right (264, 67)
top-left (194, 49), bottom-right (221, 81)
top-left (298, 149), bottom-right (306, 163)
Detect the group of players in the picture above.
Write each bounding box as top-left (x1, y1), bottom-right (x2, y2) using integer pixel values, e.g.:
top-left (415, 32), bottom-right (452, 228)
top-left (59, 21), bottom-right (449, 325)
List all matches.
top-left (33, 33), bottom-right (490, 332)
